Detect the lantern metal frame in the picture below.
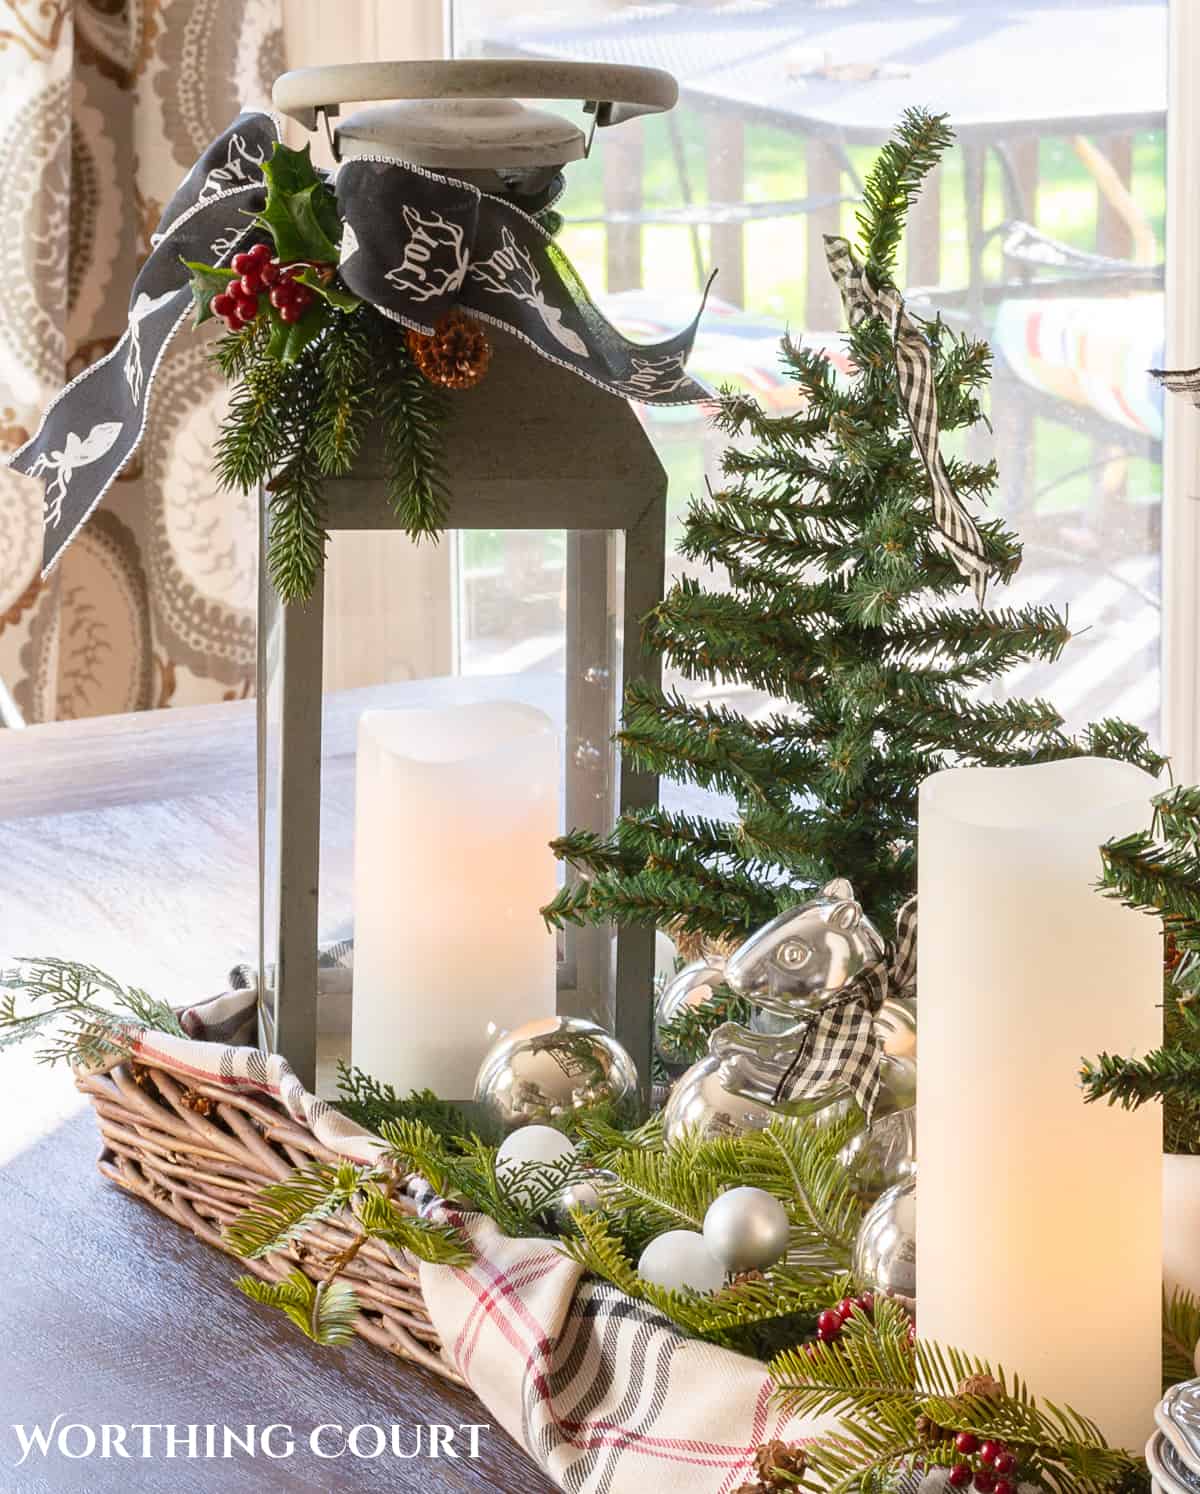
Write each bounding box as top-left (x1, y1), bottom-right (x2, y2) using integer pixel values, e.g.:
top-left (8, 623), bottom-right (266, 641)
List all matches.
top-left (257, 326), bottom-right (667, 1098)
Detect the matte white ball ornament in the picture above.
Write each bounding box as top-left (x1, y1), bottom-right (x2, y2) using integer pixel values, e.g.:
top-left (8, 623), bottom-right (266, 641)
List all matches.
top-left (702, 1186), bottom-right (790, 1273)
top-left (495, 1124), bottom-right (576, 1203)
top-left (637, 1229), bottom-right (726, 1295)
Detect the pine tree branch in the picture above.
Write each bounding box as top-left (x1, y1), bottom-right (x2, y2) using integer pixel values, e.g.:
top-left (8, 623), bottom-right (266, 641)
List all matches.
top-left (368, 311), bottom-right (451, 538)
top-left (856, 107), bottom-right (956, 279)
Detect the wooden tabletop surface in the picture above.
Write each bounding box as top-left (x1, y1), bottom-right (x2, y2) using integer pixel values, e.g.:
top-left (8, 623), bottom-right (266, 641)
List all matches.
top-left (0, 696), bottom-right (557, 1493)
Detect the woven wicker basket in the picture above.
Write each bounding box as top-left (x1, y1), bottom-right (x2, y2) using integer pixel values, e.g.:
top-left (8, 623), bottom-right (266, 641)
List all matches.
top-left (75, 1053), bottom-right (459, 1384)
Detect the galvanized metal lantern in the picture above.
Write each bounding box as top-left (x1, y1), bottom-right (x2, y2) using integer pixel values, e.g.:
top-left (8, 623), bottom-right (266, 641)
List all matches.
top-left (259, 61), bottom-right (682, 1101)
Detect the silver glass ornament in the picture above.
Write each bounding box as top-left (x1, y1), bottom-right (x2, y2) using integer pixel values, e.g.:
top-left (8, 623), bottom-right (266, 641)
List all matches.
top-left (654, 958), bottom-right (727, 1073)
top-left (474, 1015), bottom-right (639, 1132)
top-left (839, 1104), bottom-right (916, 1204)
top-left (876, 996), bottom-right (917, 1060)
top-left (662, 1053), bottom-right (777, 1145)
top-left (549, 1168), bottom-right (618, 1232)
top-left (852, 1179), bottom-right (916, 1310)
top-left (1161, 1382), bottom-right (1200, 1476)
top-left (702, 1186), bottom-right (790, 1273)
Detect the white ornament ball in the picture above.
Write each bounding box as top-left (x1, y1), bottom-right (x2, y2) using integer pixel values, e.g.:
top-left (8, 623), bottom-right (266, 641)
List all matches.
top-left (637, 1229), bottom-right (726, 1295)
top-left (495, 1124), bottom-right (575, 1202)
top-left (702, 1186), bottom-right (790, 1273)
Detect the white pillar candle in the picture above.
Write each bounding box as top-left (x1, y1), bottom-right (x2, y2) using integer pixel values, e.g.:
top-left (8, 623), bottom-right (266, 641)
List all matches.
top-left (917, 757), bottom-right (1161, 1451)
top-left (352, 701), bottom-right (558, 1097)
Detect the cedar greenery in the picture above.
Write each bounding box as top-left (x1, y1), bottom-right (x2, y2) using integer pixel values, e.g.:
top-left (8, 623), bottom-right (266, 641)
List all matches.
top-left (334, 1061), bottom-right (472, 1139)
top-left (543, 108), bottom-right (1165, 945)
top-left (1081, 784), bottom-right (1200, 1152)
top-left (0, 957), bottom-right (185, 1068)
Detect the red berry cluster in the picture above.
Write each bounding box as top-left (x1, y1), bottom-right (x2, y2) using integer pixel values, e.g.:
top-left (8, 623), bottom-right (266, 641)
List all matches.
top-left (211, 243), bottom-right (319, 332)
top-left (948, 1432), bottom-right (1017, 1494)
top-left (814, 1292), bottom-right (875, 1343)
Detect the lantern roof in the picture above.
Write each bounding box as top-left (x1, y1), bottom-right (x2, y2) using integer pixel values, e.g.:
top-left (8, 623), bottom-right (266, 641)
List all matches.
top-left (326, 326), bottom-right (668, 533)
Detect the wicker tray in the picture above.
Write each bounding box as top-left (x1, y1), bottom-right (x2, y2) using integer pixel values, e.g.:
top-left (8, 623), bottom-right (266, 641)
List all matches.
top-left (75, 1054), bottom-right (460, 1384)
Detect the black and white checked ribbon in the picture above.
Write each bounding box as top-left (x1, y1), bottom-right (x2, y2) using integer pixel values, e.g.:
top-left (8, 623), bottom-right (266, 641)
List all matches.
top-left (824, 234), bottom-right (994, 606)
top-left (770, 895), bottom-right (917, 1122)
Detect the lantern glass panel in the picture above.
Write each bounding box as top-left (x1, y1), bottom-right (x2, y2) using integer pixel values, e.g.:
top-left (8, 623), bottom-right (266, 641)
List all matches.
top-left (258, 520), bottom-right (630, 1095)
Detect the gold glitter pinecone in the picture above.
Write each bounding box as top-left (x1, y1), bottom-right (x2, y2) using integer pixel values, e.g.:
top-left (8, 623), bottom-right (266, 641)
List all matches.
top-left (406, 310), bottom-right (492, 390)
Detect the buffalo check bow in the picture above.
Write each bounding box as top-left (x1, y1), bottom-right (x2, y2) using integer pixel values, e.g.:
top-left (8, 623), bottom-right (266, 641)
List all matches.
top-left (770, 895), bottom-right (917, 1123)
top-left (824, 234), bottom-right (995, 605)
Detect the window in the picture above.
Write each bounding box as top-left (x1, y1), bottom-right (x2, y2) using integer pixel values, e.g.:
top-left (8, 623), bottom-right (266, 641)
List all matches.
top-left (449, 0), bottom-right (1169, 757)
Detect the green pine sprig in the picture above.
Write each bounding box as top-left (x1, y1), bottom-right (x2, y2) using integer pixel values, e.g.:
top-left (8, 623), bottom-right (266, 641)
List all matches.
top-left (369, 312), bottom-right (452, 537)
top-left (224, 1159), bottom-right (365, 1260)
top-left (771, 1297), bottom-right (1145, 1494)
top-left (226, 1154), bottom-right (470, 1347)
top-left (191, 139), bottom-right (452, 603)
top-left (208, 304), bottom-right (453, 603)
top-left (1081, 784), bottom-right (1200, 1150)
top-left (1164, 1286), bottom-right (1200, 1391)
top-left (236, 1270), bottom-right (360, 1346)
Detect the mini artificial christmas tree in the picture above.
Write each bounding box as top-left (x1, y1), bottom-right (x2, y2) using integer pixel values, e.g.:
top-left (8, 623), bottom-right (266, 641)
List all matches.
top-left (545, 108), bottom-right (1163, 947)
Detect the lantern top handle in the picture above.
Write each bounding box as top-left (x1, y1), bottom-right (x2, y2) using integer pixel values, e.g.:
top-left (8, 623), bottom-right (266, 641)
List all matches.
top-left (273, 59), bottom-right (679, 133)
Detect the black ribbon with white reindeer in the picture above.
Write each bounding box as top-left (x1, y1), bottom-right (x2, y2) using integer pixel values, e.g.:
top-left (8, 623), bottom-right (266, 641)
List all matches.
top-left (824, 234), bottom-right (995, 606)
top-left (9, 111), bottom-right (710, 577)
top-left (770, 895), bottom-right (918, 1122)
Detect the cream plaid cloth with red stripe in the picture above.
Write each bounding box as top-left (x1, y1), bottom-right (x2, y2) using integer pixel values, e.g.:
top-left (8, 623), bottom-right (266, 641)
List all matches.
top-left (122, 989), bottom-right (831, 1493)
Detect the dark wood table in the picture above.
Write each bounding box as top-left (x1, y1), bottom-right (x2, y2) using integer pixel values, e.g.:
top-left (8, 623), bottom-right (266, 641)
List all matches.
top-left (0, 698), bottom-right (557, 1493)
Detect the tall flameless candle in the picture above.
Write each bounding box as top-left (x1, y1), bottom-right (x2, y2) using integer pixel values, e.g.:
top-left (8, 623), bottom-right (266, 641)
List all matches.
top-left (352, 701), bottom-right (558, 1097)
top-left (917, 757), bottom-right (1161, 1450)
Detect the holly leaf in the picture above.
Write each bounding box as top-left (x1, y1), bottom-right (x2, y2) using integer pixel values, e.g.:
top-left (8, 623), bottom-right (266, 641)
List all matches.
top-left (265, 302), bottom-right (328, 365)
top-left (253, 142), bottom-right (341, 264)
top-left (293, 266), bottom-right (361, 312)
top-left (182, 259), bottom-right (237, 326)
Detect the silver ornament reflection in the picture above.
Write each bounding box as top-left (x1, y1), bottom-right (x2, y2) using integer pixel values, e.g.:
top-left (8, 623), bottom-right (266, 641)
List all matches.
top-left (702, 1186), bottom-right (790, 1273)
top-left (852, 1179), bottom-right (916, 1310)
top-left (663, 1053), bottom-right (777, 1145)
top-left (839, 1105), bottom-right (916, 1204)
top-left (834, 1056), bottom-right (917, 1205)
top-left (654, 959), bottom-right (727, 1072)
top-left (474, 1015), bottom-right (639, 1132)
top-left (549, 1168), bottom-right (618, 1232)
top-left (875, 997), bottom-right (917, 1060)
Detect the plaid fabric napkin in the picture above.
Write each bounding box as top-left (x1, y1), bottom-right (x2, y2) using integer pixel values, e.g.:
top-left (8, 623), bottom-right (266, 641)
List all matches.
top-left (119, 987), bottom-right (830, 1493)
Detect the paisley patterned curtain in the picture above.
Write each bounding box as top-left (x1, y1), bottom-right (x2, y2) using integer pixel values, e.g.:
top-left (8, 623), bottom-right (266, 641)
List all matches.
top-left (0, 0), bottom-right (282, 721)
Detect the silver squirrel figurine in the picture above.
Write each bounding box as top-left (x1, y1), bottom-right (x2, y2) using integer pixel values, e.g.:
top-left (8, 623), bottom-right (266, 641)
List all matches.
top-left (662, 880), bottom-right (916, 1198)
